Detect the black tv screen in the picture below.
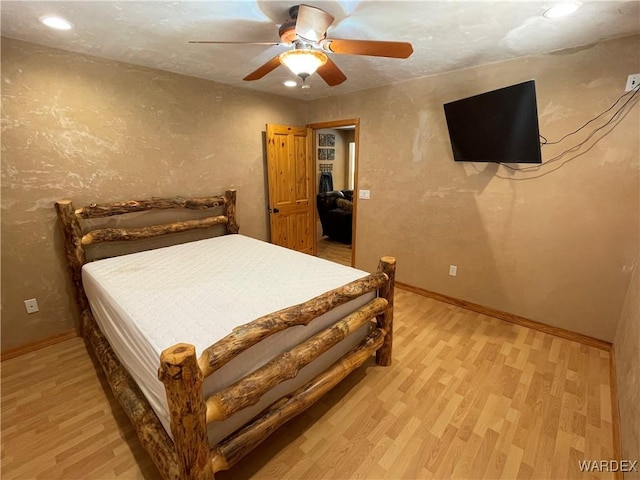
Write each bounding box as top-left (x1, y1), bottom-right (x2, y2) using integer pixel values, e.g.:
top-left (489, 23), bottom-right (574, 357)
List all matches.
top-left (443, 80), bottom-right (542, 163)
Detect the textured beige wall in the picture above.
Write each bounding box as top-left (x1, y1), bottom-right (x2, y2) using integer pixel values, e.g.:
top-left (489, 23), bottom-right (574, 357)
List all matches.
top-left (2, 35), bottom-right (639, 349)
top-left (308, 35), bottom-right (640, 342)
top-left (1, 38), bottom-right (305, 351)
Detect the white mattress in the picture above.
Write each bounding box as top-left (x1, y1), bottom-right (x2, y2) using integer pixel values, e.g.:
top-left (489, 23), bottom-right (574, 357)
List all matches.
top-left (82, 234), bottom-right (375, 445)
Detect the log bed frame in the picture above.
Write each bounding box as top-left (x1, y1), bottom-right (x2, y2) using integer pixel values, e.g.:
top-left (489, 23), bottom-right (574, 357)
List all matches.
top-left (55, 190), bottom-right (396, 480)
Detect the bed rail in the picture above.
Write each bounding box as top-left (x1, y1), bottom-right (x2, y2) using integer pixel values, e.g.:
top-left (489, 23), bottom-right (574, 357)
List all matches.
top-left (159, 256), bottom-right (396, 479)
top-left (212, 328), bottom-right (386, 472)
top-left (196, 271), bottom-right (388, 377)
top-left (204, 297), bottom-right (388, 422)
top-left (84, 310), bottom-right (182, 480)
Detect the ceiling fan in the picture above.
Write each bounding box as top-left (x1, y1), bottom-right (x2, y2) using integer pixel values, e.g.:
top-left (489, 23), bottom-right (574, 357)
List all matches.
top-left (190, 4), bottom-right (413, 87)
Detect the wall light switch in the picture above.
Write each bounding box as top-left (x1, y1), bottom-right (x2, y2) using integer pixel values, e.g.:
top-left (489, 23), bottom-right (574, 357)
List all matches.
top-left (358, 189), bottom-right (371, 200)
top-left (449, 265), bottom-right (458, 276)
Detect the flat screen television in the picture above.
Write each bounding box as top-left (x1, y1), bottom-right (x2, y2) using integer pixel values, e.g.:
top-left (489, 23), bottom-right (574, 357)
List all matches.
top-left (443, 80), bottom-right (542, 163)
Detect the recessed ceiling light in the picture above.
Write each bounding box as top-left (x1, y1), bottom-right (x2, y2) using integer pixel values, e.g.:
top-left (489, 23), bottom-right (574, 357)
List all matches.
top-left (40, 15), bottom-right (74, 30)
top-left (283, 80), bottom-right (297, 88)
top-left (543, 2), bottom-right (581, 18)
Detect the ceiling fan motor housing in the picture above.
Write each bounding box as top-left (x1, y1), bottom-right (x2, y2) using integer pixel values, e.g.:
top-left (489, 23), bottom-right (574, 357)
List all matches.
top-left (288, 5), bottom-right (300, 19)
top-left (278, 5), bottom-right (303, 43)
top-left (278, 21), bottom-right (297, 44)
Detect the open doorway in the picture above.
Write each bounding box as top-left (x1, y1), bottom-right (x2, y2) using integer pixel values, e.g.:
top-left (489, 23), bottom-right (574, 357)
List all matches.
top-left (307, 119), bottom-right (359, 267)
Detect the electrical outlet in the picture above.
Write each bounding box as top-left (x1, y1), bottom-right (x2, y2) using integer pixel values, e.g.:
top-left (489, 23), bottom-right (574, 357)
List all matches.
top-left (449, 265), bottom-right (458, 276)
top-left (358, 189), bottom-right (370, 200)
top-left (626, 74), bottom-right (640, 92)
top-left (24, 298), bottom-right (39, 314)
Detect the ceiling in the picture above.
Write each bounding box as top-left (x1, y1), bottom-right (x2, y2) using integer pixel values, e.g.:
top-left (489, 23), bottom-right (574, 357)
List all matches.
top-left (2, 1), bottom-right (639, 101)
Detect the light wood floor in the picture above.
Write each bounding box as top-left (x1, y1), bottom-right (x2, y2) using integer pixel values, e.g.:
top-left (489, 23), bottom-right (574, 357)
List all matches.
top-left (1, 289), bottom-right (616, 479)
top-left (317, 236), bottom-right (352, 266)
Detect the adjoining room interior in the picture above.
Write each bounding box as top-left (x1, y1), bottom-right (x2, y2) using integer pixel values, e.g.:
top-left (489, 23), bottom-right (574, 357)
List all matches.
top-left (314, 122), bottom-right (357, 267)
top-left (1, 2), bottom-right (639, 479)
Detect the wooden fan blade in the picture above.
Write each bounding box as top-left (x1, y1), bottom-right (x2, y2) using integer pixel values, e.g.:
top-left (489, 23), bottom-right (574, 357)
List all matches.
top-left (317, 57), bottom-right (347, 86)
top-left (189, 41), bottom-right (281, 46)
top-left (295, 4), bottom-right (334, 43)
top-left (323, 39), bottom-right (413, 59)
top-left (243, 55), bottom-right (282, 81)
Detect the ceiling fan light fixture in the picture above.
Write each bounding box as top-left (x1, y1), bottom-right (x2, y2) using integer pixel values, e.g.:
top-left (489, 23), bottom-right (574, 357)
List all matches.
top-left (279, 49), bottom-right (327, 77)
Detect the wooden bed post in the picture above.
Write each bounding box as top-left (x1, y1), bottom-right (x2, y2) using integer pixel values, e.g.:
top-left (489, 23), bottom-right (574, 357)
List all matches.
top-left (224, 190), bottom-right (239, 234)
top-left (159, 344), bottom-right (214, 480)
top-left (55, 200), bottom-right (90, 326)
top-left (376, 256), bottom-right (396, 366)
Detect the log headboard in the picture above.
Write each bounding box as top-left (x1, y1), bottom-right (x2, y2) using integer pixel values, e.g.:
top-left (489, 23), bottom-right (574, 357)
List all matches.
top-left (55, 189), bottom-right (239, 325)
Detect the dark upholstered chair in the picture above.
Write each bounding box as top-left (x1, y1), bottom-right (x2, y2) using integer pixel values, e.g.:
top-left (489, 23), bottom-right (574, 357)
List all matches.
top-left (316, 190), bottom-right (353, 244)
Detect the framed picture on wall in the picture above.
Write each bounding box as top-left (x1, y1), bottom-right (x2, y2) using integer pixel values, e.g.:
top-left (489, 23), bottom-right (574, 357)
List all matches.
top-left (318, 133), bottom-right (335, 147)
top-left (318, 148), bottom-right (335, 160)
top-left (326, 134), bottom-right (335, 146)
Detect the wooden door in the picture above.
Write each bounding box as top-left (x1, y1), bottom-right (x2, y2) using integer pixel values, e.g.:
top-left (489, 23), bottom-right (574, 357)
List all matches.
top-left (266, 124), bottom-right (315, 255)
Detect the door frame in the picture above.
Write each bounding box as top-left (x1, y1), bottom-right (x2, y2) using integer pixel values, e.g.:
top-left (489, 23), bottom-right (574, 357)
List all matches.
top-left (307, 118), bottom-right (360, 267)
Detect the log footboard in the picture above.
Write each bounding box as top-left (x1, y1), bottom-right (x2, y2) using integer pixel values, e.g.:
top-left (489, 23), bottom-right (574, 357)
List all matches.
top-left (160, 256), bottom-right (396, 479)
top-left (55, 190), bottom-right (396, 480)
top-left (211, 328), bottom-right (386, 473)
